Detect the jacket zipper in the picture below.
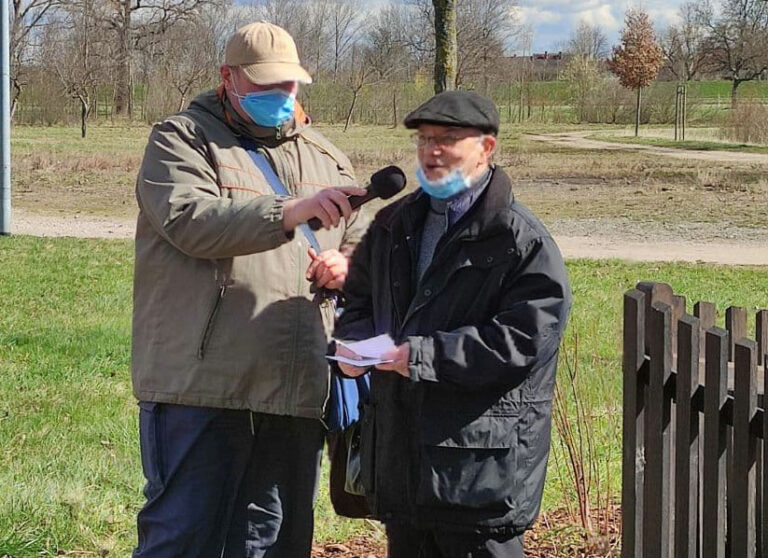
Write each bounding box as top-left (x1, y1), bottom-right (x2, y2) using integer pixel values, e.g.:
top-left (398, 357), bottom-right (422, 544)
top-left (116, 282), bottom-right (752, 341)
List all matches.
top-left (197, 285), bottom-right (227, 360)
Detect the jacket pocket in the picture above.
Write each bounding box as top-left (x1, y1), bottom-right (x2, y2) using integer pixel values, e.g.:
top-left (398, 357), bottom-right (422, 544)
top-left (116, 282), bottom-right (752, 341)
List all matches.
top-left (416, 413), bottom-right (519, 511)
top-left (359, 402), bottom-right (376, 496)
top-left (197, 285), bottom-right (227, 360)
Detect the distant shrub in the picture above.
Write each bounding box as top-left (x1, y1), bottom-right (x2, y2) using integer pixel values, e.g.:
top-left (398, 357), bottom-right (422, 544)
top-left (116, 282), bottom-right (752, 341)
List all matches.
top-left (720, 101), bottom-right (768, 144)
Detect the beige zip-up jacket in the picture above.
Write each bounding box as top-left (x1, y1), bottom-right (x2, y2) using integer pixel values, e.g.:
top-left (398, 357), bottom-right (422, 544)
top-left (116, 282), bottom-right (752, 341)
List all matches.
top-left (132, 89), bottom-right (366, 419)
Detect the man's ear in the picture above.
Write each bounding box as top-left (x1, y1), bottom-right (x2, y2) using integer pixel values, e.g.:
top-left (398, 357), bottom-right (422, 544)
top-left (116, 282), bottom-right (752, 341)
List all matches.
top-left (220, 65), bottom-right (232, 88)
top-left (482, 134), bottom-right (497, 159)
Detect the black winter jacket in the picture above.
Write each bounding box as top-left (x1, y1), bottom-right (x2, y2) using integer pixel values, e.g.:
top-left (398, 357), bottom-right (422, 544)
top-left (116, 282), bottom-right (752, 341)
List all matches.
top-left (334, 166), bottom-right (572, 534)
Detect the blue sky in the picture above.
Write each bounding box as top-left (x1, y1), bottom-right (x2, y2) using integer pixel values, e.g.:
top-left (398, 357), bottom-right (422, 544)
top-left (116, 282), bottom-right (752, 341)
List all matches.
top-left (517, 1), bottom-right (685, 52)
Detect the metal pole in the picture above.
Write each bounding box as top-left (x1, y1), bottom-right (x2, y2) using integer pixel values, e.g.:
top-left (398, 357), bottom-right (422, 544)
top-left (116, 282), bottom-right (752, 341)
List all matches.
top-left (1, 0), bottom-right (11, 235)
top-left (675, 85), bottom-right (680, 142)
top-left (682, 84), bottom-right (687, 142)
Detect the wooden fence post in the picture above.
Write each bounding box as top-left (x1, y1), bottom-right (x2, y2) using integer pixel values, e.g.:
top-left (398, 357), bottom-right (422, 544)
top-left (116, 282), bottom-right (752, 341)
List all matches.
top-left (676, 315), bottom-right (700, 558)
top-left (727, 306), bottom-right (748, 361)
top-left (757, 310), bottom-right (768, 360)
top-left (637, 282), bottom-right (674, 356)
top-left (644, 302), bottom-right (672, 557)
top-left (695, 301), bottom-right (717, 357)
top-left (622, 289), bottom-right (646, 558)
top-left (733, 339), bottom-right (758, 557)
top-left (763, 354), bottom-right (768, 558)
top-left (703, 327), bottom-right (729, 558)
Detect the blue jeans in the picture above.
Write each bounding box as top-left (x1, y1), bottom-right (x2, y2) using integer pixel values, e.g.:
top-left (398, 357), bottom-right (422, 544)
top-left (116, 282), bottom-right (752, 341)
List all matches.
top-left (133, 402), bottom-right (325, 558)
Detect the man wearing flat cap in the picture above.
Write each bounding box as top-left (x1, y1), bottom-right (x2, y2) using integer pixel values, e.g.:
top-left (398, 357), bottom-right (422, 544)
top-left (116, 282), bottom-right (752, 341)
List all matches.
top-left (131, 21), bottom-right (367, 557)
top-left (333, 90), bottom-right (572, 557)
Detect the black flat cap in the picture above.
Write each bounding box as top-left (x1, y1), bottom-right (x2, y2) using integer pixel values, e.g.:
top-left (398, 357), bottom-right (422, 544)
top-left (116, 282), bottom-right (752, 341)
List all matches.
top-left (404, 90), bottom-right (499, 135)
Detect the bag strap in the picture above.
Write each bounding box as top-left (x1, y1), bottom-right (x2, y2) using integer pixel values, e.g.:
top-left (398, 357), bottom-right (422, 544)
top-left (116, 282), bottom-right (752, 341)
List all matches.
top-left (239, 138), bottom-right (321, 254)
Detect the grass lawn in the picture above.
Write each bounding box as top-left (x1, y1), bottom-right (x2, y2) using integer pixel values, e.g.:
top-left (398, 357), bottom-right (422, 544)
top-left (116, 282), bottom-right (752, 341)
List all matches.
top-left (2, 236), bottom-right (767, 555)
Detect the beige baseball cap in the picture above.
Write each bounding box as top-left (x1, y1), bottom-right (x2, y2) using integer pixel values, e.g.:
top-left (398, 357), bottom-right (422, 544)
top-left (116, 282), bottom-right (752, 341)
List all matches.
top-left (225, 21), bottom-right (312, 85)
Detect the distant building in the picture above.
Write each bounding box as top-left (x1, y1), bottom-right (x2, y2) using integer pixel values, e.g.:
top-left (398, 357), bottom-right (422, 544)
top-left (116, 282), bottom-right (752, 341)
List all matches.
top-left (505, 51), bottom-right (572, 81)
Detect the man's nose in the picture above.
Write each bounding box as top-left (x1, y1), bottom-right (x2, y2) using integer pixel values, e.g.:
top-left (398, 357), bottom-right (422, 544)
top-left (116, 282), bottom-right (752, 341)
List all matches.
top-left (426, 142), bottom-right (443, 155)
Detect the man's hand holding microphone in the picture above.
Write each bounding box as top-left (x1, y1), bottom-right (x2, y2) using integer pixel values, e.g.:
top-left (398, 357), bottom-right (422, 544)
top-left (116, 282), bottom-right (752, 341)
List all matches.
top-left (285, 166), bottom-right (407, 291)
top-left (282, 186), bottom-right (366, 232)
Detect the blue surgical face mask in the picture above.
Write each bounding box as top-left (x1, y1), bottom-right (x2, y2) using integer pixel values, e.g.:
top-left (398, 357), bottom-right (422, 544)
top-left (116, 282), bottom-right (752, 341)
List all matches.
top-left (416, 166), bottom-right (471, 199)
top-left (231, 83), bottom-right (295, 128)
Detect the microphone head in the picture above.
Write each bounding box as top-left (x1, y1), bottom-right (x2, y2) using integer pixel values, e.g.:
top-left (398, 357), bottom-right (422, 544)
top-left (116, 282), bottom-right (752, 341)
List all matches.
top-left (369, 166), bottom-right (406, 200)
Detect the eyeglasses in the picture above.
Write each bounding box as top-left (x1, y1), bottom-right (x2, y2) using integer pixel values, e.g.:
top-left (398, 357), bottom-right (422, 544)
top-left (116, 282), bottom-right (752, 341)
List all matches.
top-left (411, 131), bottom-right (481, 148)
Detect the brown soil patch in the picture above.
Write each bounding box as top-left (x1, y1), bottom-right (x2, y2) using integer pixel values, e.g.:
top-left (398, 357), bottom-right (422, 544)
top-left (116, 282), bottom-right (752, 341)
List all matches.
top-left (311, 506), bottom-right (622, 558)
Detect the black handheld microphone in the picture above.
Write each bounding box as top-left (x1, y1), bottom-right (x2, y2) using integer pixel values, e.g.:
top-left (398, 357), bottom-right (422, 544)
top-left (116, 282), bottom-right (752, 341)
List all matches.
top-left (307, 165), bottom-right (407, 231)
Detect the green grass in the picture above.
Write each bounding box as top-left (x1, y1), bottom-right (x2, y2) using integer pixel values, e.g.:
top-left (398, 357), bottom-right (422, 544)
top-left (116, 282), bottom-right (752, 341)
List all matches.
top-left (2, 236), bottom-right (767, 555)
top-left (588, 133), bottom-right (768, 154)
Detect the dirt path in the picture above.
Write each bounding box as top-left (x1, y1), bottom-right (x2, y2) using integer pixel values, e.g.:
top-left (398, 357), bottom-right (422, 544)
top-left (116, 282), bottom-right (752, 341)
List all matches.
top-left (525, 131), bottom-right (768, 164)
top-left (12, 209), bottom-right (136, 239)
top-left (10, 209), bottom-right (768, 266)
top-left (556, 236), bottom-right (767, 265)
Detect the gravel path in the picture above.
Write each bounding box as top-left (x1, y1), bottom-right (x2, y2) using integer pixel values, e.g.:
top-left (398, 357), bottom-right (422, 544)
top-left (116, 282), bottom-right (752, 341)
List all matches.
top-left (525, 131), bottom-right (768, 164)
top-left (12, 208), bottom-right (136, 239)
top-left (10, 209), bottom-right (768, 266)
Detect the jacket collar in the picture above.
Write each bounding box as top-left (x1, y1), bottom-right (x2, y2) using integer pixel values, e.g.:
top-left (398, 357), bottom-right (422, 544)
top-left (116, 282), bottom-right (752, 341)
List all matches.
top-left (188, 87), bottom-right (311, 146)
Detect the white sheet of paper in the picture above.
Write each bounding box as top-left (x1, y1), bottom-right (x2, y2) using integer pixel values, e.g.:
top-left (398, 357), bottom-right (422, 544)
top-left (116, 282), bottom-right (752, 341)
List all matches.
top-left (336, 334), bottom-right (396, 358)
top-left (326, 334), bottom-right (397, 366)
top-left (326, 355), bottom-right (393, 366)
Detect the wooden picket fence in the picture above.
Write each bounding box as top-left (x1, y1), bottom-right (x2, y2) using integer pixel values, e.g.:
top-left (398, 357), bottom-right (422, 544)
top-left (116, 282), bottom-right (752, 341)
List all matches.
top-left (622, 282), bottom-right (768, 558)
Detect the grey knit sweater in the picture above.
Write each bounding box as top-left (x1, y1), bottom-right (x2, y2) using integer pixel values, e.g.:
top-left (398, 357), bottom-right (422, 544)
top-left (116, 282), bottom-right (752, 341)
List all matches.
top-left (416, 167), bottom-right (492, 281)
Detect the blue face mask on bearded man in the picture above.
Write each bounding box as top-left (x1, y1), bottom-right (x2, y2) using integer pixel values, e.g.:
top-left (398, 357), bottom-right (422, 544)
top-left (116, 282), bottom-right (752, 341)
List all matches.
top-left (231, 84), bottom-right (296, 128)
top-left (415, 166), bottom-right (472, 199)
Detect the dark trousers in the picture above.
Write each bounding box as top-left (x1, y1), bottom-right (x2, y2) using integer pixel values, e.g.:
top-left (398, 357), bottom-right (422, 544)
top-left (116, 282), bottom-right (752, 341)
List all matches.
top-left (386, 522), bottom-right (524, 558)
top-left (133, 402), bottom-right (325, 558)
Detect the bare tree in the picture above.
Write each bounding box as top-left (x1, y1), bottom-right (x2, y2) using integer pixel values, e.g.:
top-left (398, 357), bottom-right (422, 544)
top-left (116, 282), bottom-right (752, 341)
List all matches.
top-left (567, 20), bottom-right (609, 60)
top-left (45, 0), bottom-right (107, 137)
top-left (696, 0), bottom-right (768, 103)
top-left (455, 0), bottom-right (519, 93)
top-left (659, 2), bottom-right (708, 82)
top-left (433, 0), bottom-right (457, 92)
top-left (100, 0), bottom-right (213, 118)
top-left (367, 4), bottom-right (412, 126)
top-left (563, 55), bottom-right (602, 122)
top-left (9, 0), bottom-right (62, 119)
top-left (402, 0), bottom-right (437, 70)
top-left (341, 44), bottom-right (379, 132)
top-left (157, 18), bottom-right (218, 111)
top-left (608, 9), bottom-right (664, 136)
top-left (328, 0), bottom-right (360, 79)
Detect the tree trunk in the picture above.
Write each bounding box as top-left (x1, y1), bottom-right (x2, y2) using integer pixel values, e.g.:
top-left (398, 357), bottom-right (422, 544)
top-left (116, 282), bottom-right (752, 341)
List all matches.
top-left (113, 1), bottom-right (133, 118)
top-left (731, 79), bottom-right (741, 107)
top-left (10, 81), bottom-right (21, 121)
top-left (392, 88), bottom-right (398, 128)
top-left (634, 87), bottom-right (642, 137)
top-left (79, 95), bottom-right (89, 138)
top-left (432, 0), bottom-right (457, 94)
top-left (344, 89), bottom-right (359, 132)
top-left (178, 91), bottom-right (188, 112)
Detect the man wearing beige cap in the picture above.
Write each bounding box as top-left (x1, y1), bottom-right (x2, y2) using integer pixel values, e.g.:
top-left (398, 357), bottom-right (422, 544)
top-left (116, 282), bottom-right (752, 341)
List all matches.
top-left (131, 21), bottom-right (366, 557)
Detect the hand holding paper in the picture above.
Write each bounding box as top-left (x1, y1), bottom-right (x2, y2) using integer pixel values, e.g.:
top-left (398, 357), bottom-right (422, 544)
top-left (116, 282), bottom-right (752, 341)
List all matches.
top-left (374, 342), bottom-right (410, 378)
top-left (328, 334), bottom-right (410, 378)
top-left (328, 334), bottom-right (397, 367)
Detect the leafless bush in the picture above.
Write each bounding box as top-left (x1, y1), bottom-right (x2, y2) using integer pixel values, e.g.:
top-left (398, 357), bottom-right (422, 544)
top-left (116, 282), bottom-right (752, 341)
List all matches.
top-left (552, 333), bottom-right (615, 543)
top-left (720, 101), bottom-right (768, 144)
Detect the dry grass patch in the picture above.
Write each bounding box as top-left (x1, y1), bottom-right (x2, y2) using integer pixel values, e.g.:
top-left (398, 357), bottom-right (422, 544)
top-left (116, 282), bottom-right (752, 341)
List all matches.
top-left (9, 124), bottom-right (768, 235)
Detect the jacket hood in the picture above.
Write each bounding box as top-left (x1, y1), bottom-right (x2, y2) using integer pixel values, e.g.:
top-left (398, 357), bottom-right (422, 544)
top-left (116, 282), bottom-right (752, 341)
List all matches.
top-left (188, 87), bottom-right (311, 145)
